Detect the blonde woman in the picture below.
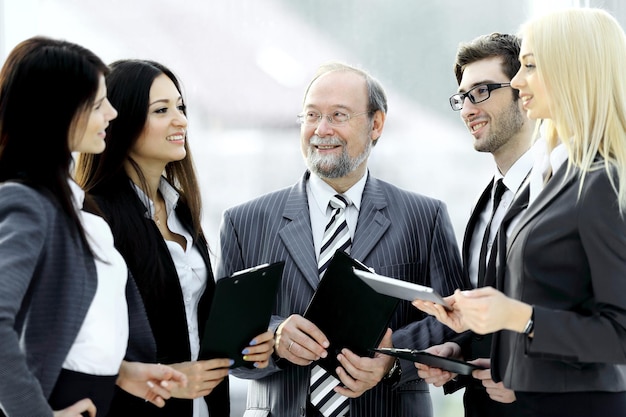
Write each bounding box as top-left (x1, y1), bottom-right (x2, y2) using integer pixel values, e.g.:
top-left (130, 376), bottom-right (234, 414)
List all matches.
top-left (415, 8), bottom-right (626, 417)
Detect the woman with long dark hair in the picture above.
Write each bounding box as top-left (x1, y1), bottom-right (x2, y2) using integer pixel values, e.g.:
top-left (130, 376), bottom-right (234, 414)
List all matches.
top-left (76, 59), bottom-right (274, 417)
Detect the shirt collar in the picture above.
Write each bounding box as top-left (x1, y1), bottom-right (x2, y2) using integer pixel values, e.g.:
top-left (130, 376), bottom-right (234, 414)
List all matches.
top-left (308, 170), bottom-right (367, 215)
top-left (132, 177), bottom-right (180, 219)
top-left (68, 179), bottom-right (85, 211)
top-left (494, 147), bottom-right (535, 195)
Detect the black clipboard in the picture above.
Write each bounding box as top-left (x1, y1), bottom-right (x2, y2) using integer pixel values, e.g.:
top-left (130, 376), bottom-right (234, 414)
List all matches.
top-left (353, 268), bottom-right (452, 310)
top-left (373, 347), bottom-right (485, 375)
top-left (199, 261), bottom-right (284, 368)
top-left (303, 251), bottom-right (399, 379)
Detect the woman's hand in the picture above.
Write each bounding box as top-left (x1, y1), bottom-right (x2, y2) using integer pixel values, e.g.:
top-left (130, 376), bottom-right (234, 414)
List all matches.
top-left (117, 361), bottom-right (187, 408)
top-left (452, 287), bottom-right (532, 334)
top-left (53, 398), bottom-right (96, 417)
top-left (242, 330), bottom-right (275, 368)
top-left (169, 359), bottom-right (231, 399)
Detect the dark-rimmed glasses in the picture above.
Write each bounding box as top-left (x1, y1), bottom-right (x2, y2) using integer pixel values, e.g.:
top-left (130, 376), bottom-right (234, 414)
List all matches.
top-left (449, 83), bottom-right (511, 111)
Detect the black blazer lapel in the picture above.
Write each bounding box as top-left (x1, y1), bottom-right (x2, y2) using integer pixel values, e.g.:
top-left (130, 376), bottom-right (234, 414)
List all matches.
top-left (464, 180), bottom-right (494, 287)
top-left (506, 163), bottom-right (576, 257)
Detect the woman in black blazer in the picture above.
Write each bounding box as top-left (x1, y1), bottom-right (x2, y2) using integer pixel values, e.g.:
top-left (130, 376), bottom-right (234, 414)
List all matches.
top-left (76, 60), bottom-right (274, 417)
top-left (415, 8), bottom-right (626, 417)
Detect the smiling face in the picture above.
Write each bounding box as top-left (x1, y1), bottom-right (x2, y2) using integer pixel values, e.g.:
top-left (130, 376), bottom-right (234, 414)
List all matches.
top-left (71, 75), bottom-right (117, 154)
top-left (458, 57), bottom-right (525, 154)
top-left (128, 73), bottom-right (187, 171)
top-left (511, 37), bottom-right (551, 120)
top-left (300, 70), bottom-right (384, 188)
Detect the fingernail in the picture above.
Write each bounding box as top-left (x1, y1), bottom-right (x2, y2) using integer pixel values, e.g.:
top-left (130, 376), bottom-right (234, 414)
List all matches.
top-left (249, 339), bottom-right (258, 346)
top-left (147, 380), bottom-right (155, 388)
top-left (254, 362), bottom-right (259, 368)
top-left (160, 380), bottom-right (169, 388)
top-left (243, 355), bottom-right (249, 361)
top-left (241, 348), bottom-right (250, 354)
top-left (229, 359), bottom-right (235, 366)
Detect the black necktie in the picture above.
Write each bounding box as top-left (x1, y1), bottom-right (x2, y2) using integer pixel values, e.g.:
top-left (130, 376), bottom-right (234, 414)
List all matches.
top-left (489, 186), bottom-right (530, 289)
top-left (478, 179), bottom-right (506, 286)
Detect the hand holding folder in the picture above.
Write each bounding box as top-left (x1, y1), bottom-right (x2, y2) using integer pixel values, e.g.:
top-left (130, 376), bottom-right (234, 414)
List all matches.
top-left (303, 251), bottom-right (399, 379)
top-left (199, 261), bottom-right (284, 368)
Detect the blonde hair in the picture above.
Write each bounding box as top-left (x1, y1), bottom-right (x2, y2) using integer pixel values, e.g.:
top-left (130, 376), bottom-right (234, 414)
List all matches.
top-left (522, 8), bottom-right (626, 212)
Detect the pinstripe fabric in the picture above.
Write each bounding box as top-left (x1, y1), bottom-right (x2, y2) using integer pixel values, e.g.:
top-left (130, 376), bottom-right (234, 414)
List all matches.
top-left (0, 183), bottom-right (97, 416)
top-left (217, 171), bottom-right (466, 417)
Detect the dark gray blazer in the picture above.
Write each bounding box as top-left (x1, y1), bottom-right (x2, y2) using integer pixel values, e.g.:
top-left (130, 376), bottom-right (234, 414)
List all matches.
top-left (0, 182), bottom-right (96, 417)
top-left (216, 172), bottom-right (465, 417)
top-left (493, 162), bottom-right (626, 392)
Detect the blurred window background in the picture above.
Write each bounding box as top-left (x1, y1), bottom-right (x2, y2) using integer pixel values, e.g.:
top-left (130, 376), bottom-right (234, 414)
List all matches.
top-left (2, 0), bottom-right (624, 415)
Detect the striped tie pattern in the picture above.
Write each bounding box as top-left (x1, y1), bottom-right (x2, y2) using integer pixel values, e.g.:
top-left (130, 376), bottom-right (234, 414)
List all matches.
top-left (310, 194), bottom-right (351, 417)
top-left (317, 194), bottom-right (352, 276)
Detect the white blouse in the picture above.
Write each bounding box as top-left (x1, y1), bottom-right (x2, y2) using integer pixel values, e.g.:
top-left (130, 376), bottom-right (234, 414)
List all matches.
top-left (63, 180), bottom-right (129, 375)
top-left (134, 178), bottom-right (209, 417)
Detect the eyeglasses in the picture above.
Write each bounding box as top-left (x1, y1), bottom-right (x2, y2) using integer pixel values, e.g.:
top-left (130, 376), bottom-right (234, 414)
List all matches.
top-left (449, 83), bottom-right (511, 111)
top-left (297, 110), bottom-right (370, 126)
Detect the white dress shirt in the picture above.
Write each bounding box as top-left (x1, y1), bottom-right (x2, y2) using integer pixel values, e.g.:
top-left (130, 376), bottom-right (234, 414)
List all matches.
top-left (468, 151), bottom-right (534, 288)
top-left (63, 180), bottom-right (129, 375)
top-left (307, 171), bottom-right (367, 263)
top-left (134, 178), bottom-right (209, 417)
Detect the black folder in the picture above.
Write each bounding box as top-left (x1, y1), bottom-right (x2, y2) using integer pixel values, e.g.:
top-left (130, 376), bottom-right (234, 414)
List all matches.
top-left (303, 251), bottom-right (399, 379)
top-left (372, 347), bottom-right (486, 375)
top-left (199, 261), bottom-right (284, 368)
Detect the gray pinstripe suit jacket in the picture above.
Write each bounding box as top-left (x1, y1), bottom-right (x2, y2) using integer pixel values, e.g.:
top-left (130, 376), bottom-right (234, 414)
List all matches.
top-left (0, 182), bottom-right (97, 417)
top-left (217, 172), bottom-right (466, 417)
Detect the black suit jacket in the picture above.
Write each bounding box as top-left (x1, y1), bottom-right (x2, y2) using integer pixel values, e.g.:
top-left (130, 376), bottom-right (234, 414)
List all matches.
top-left (92, 184), bottom-right (229, 417)
top-left (493, 161), bottom-right (626, 393)
top-left (445, 179), bottom-right (524, 417)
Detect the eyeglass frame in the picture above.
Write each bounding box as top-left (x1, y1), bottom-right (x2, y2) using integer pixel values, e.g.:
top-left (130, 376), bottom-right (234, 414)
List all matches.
top-left (449, 83), bottom-right (512, 111)
top-left (296, 110), bottom-right (371, 126)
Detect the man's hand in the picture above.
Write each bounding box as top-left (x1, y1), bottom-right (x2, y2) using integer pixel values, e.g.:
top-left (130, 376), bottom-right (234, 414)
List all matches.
top-left (334, 328), bottom-right (395, 398)
top-left (415, 342), bottom-right (461, 386)
top-left (274, 315), bottom-right (329, 366)
top-left (413, 294), bottom-right (468, 333)
top-left (471, 358), bottom-right (516, 403)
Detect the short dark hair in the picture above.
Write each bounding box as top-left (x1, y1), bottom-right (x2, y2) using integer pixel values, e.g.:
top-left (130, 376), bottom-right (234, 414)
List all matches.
top-left (454, 33), bottom-right (521, 86)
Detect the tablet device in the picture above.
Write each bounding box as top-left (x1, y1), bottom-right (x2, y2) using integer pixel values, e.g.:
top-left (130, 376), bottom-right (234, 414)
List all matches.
top-left (372, 348), bottom-right (485, 376)
top-left (353, 268), bottom-right (451, 310)
top-left (199, 261), bottom-right (284, 368)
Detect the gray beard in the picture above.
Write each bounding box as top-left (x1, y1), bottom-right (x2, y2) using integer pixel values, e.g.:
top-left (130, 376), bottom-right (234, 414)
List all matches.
top-left (306, 136), bottom-right (372, 179)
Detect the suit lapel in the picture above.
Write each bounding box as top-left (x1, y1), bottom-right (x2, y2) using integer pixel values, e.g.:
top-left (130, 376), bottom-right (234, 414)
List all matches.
top-left (506, 163), bottom-right (576, 256)
top-left (351, 176), bottom-right (390, 263)
top-left (463, 180), bottom-right (493, 285)
top-left (279, 172), bottom-right (320, 290)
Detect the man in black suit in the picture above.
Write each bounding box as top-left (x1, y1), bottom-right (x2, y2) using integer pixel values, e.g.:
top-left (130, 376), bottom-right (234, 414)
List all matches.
top-left (415, 33), bottom-right (533, 417)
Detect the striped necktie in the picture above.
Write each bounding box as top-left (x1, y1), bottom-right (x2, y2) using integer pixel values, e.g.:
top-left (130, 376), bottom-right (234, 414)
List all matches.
top-left (310, 194), bottom-right (351, 417)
